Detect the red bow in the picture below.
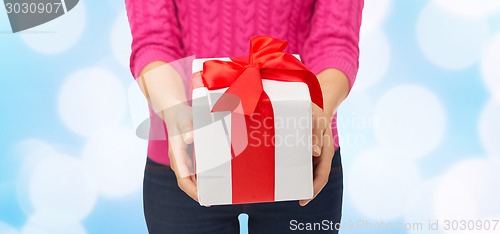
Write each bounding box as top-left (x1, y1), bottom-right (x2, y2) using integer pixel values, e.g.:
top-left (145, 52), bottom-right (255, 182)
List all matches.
top-left (201, 36), bottom-right (323, 115)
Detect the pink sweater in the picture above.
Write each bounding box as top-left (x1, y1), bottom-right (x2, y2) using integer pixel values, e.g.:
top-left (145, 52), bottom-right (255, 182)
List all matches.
top-left (125, 0), bottom-right (363, 166)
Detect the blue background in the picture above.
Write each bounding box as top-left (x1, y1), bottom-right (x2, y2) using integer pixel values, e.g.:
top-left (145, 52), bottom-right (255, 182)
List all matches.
top-left (1, 0), bottom-right (500, 233)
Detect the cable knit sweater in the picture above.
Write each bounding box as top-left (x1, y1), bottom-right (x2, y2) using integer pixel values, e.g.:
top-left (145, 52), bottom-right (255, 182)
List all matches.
top-left (125, 0), bottom-right (363, 166)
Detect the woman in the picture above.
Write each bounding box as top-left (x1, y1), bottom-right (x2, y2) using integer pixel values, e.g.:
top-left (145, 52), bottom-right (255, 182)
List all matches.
top-left (125, 0), bottom-right (363, 233)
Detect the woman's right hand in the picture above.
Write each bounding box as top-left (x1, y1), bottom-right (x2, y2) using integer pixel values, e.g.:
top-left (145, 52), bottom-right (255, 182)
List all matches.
top-left (162, 104), bottom-right (198, 202)
top-left (139, 61), bottom-right (198, 202)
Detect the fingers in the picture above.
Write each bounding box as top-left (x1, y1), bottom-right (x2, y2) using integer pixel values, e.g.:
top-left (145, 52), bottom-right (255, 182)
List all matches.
top-left (300, 130), bottom-right (334, 206)
top-left (164, 105), bottom-right (198, 202)
top-left (312, 127), bottom-right (323, 157)
top-left (177, 108), bottom-right (194, 144)
top-left (169, 136), bottom-right (194, 178)
top-left (299, 156), bottom-right (331, 206)
top-left (190, 174), bottom-right (197, 184)
top-left (169, 137), bottom-right (199, 202)
top-left (174, 152), bottom-right (198, 201)
top-left (169, 107), bottom-right (194, 178)
top-left (321, 130), bottom-right (335, 159)
top-left (312, 104), bottom-right (328, 157)
top-left (177, 176), bottom-right (199, 201)
top-left (182, 131), bottom-right (193, 144)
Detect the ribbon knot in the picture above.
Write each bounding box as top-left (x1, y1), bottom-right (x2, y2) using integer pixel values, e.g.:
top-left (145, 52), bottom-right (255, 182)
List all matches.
top-left (201, 36), bottom-right (323, 116)
top-left (245, 64), bottom-right (259, 69)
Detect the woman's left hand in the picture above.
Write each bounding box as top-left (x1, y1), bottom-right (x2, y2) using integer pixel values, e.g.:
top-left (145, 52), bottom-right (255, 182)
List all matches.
top-left (299, 103), bottom-right (334, 206)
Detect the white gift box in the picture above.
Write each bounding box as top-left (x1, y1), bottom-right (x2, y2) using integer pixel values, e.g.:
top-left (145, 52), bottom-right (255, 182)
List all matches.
top-left (191, 56), bottom-right (313, 206)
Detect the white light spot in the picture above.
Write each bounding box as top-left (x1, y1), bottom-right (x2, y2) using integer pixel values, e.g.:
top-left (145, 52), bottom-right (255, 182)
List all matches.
top-left (434, 0), bottom-right (500, 17)
top-left (28, 154), bottom-right (97, 227)
top-left (404, 180), bottom-right (445, 234)
top-left (355, 29), bottom-right (390, 90)
top-left (348, 149), bottom-right (422, 220)
top-left (361, 0), bottom-right (392, 34)
top-left (82, 126), bottom-right (147, 197)
top-left (127, 80), bottom-right (150, 134)
top-left (105, 0), bottom-right (126, 12)
top-left (14, 139), bottom-right (57, 161)
top-left (0, 2), bottom-right (11, 31)
top-left (110, 11), bottom-right (132, 68)
top-left (434, 159), bottom-right (500, 226)
top-left (21, 224), bottom-right (48, 234)
top-left (21, 219), bottom-right (85, 234)
top-left (479, 100), bottom-right (500, 161)
top-left (417, 2), bottom-right (489, 70)
top-left (337, 91), bottom-right (378, 157)
top-left (15, 140), bottom-right (59, 215)
top-left (20, 1), bottom-right (86, 54)
top-left (0, 222), bottom-right (19, 234)
top-left (58, 67), bottom-right (126, 137)
top-left (481, 33), bottom-right (500, 103)
top-left (373, 85), bottom-right (446, 159)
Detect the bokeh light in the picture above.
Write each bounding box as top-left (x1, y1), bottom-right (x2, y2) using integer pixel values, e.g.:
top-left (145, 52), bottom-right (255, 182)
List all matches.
top-left (434, 159), bottom-right (500, 232)
top-left (348, 149), bottom-right (422, 220)
top-left (417, 1), bottom-right (489, 70)
top-left (57, 67), bottom-right (127, 137)
top-left (1, 1), bottom-right (499, 233)
top-left (373, 85), bottom-right (446, 159)
top-left (480, 33), bottom-right (500, 102)
top-left (28, 154), bottom-right (97, 227)
top-left (81, 126), bottom-right (147, 197)
top-left (434, 0), bottom-right (500, 17)
top-left (356, 29), bottom-right (391, 91)
top-left (361, 0), bottom-right (392, 34)
top-left (20, 1), bottom-right (86, 54)
top-left (478, 100), bottom-right (500, 159)
top-left (110, 11), bottom-right (132, 69)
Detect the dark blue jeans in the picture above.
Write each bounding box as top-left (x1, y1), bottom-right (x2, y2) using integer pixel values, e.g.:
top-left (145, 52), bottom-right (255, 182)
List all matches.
top-left (143, 149), bottom-right (343, 234)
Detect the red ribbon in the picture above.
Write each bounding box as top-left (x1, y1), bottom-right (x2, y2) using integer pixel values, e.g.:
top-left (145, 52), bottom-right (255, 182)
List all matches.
top-left (200, 36), bottom-right (323, 204)
top-left (202, 36), bottom-right (323, 115)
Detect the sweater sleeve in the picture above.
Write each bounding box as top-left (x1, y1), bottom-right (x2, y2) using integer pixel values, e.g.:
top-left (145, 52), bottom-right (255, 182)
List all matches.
top-left (302, 0), bottom-right (364, 91)
top-left (125, 0), bottom-right (184, 79)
